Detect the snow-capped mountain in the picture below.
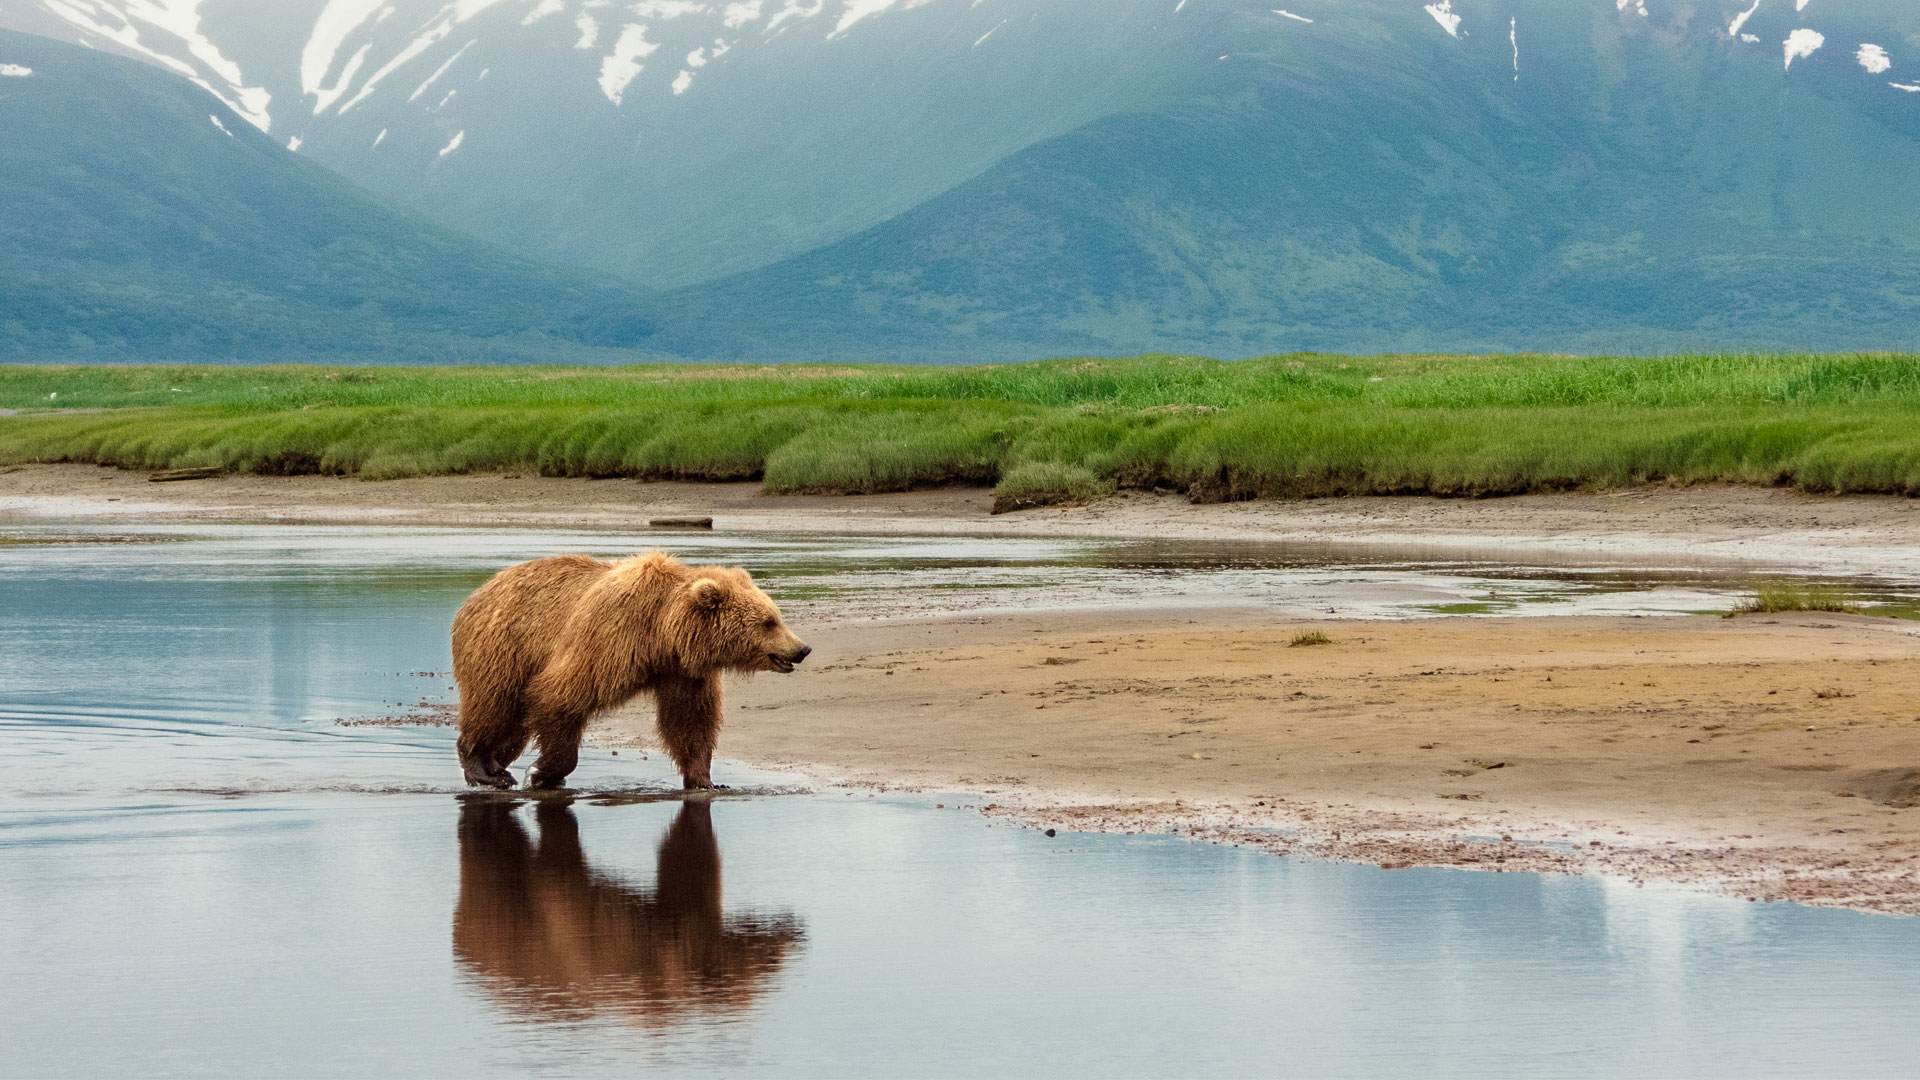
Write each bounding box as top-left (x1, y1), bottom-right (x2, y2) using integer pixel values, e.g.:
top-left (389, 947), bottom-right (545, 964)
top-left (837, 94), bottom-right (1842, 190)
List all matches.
top-left (0, 0), bottom-right (1206, 286)
top-left (4, 0), bottom-right (1919, 358)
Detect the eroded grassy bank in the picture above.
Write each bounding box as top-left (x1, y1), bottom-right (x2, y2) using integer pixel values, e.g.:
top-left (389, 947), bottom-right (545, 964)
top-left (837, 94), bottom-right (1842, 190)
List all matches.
top-left (5, 353), bottom-right (1920, 506)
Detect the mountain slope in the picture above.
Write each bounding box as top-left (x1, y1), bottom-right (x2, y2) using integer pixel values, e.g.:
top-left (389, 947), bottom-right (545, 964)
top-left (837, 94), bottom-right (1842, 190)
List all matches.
top-left (0, 0), bottom-right (1206, 288)
top-left (0, 29), bottom-right (653, 363)
top-left (642, 0), bottom-right (1920, 357)
top-left (7, 2), bottom-right (1920, 360)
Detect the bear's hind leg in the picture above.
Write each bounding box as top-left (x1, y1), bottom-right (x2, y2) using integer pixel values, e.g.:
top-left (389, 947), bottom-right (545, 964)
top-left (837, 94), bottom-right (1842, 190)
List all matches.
top-left (526, 728), bottom-right (582, 790)
top-left (654, 675), bottom-right (724, 790)
top-left (524, 687), bottom-right (590, 791)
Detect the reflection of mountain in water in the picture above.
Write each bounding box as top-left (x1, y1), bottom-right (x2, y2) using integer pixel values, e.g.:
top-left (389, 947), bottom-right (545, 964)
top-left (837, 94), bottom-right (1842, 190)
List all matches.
top-left (453, 799), bottom-right (804, 1028)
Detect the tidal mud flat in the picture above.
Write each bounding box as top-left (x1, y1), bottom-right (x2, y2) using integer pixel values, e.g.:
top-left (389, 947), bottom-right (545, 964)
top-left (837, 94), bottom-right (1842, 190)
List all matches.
top-left (7, 464), bottom-right (1920, 913)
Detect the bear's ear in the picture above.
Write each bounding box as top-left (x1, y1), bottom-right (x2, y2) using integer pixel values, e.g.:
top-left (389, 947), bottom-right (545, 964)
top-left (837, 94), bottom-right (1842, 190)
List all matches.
top-left (688, 578), bottom-right (727, 611)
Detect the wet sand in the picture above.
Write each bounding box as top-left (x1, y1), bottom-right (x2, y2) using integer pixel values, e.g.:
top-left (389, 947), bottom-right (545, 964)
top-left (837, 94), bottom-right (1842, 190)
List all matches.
top-left (642, 610), bottom-right (1920, 915)
top-left (8, 464), bottom-right (1920, 912)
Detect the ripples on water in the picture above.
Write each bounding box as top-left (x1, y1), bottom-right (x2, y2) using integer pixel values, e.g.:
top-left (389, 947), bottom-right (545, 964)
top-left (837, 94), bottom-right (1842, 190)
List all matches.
top-left (4, 524), bottom-right (1920, 1076)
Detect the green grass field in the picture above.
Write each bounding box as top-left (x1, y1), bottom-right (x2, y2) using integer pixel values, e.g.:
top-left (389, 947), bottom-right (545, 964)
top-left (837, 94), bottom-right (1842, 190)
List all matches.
top-left (5, 353), bottom-right (1920, 508)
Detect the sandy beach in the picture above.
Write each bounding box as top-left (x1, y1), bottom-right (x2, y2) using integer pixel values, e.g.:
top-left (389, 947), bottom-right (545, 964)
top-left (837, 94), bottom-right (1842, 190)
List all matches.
top-left (687, 609), bottom-right (1920, 914)
top-left (7, 463), bottom-right (1920, 913)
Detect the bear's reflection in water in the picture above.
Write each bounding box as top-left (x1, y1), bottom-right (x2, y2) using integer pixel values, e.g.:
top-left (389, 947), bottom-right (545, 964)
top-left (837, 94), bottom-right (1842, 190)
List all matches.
top-left (453, 799), bottom-right (805, 1028)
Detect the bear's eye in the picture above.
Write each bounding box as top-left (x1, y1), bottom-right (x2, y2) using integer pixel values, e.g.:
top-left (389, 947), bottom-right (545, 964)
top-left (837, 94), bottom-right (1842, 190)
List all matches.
top-left (762, 617), bottom-right (778, 630)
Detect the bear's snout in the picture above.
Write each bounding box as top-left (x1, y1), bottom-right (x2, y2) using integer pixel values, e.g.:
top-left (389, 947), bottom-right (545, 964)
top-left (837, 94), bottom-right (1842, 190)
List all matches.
top-left (766, 641), bottom-right (810, 673)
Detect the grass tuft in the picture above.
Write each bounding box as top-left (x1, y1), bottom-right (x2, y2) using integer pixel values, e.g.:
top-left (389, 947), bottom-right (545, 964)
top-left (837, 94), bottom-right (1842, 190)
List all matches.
top-left (1289, 630), bottom-right (1334, 647)
top-left (1727, 583), bottom-right (1862, 617)
top-left (991, 461), bottom-right (1116, 514)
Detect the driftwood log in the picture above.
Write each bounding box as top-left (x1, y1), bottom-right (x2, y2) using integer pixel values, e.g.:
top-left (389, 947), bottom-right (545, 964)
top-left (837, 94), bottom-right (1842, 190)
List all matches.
top-left (148, 467), bottom-right (223, 482)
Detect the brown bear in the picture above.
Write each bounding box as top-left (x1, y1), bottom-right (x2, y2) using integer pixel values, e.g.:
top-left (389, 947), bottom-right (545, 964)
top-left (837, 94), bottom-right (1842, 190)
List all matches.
top-left (451, 551), bottom-right (810, 790)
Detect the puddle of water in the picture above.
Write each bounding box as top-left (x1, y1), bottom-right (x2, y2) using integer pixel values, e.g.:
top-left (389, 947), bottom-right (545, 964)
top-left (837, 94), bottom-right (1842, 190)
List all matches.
top-left (6, 524), bottom-right (1920, 1075)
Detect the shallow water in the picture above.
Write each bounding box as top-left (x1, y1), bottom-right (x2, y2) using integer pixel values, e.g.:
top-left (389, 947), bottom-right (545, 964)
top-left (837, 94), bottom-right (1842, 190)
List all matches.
top-left (5, 525), bottom-right (1920, 1076)
top-left (7, 521), bottom-right (1920, 628)
top-left (12, 791), bottom-right (1920, 1077)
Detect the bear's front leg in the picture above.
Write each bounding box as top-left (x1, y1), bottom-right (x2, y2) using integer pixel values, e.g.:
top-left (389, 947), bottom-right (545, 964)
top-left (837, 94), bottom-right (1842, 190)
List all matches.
top-left (455, 688), bottom-right (530, 789)
top-left (461, 752), bottom-right (517, 790)
top-left (654, 675), bottom-right (724, 790)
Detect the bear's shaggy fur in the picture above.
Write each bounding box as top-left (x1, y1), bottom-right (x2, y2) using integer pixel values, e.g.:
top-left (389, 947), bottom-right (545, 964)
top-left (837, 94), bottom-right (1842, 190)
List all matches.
top-left (452, 551), bottom-right (810, 790)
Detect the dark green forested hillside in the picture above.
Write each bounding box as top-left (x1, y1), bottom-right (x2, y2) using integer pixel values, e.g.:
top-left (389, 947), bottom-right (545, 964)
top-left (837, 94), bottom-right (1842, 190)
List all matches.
top-left (0, 30), bottom-right (654, 363)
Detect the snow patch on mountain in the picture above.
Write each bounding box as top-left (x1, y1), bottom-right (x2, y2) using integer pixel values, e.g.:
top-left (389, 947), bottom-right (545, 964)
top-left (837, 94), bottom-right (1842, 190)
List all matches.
top-left (634, 1), bottom-right (707, 17)
top-left (302, 0), bottom-right (386, 108)
top-left (438, 128), bottom-right (464, 155)
top-left (344, 7), bottom-right (496, 115)
top-left (1423, 1), bottom-right (1460, 39)
top-left (1728, 0), bottom-right (1761, 38)
top-left (831, 0), bottom-right (931, 39)
top-left (1857, 44), bottom-right (1891, 74)
top-left (408, 37), bottom-right (475, 101)
top-left (723, 0), bottom-right (762, 28)
top-left (309, 43), bottom-right (371, 114)
top-left (41, 0), bottom-right (270, 129)
top-left (672, 35), bottom-right (727, 88)
top-left (598, 22), bottom-right (657, 103)
top-left (0, 63), bottom-right (31, 76)
top-left (29, 0), bottom-right (945, 128)
top-left (1784, 28), bottom-right (1823, 70)
top-left (766, 1), bottom-right (824, 34)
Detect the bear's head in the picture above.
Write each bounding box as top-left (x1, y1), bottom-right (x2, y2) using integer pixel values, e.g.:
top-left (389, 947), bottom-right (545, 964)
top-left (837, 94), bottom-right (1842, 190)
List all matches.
top-left (672, 567), bottom-right (811, 675)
